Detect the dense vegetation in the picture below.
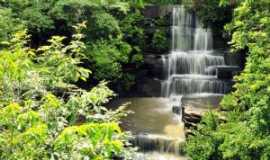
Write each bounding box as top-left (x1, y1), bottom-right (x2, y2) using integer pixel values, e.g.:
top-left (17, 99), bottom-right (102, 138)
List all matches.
top-left (186, 0), bottom-right (270, 159)
top-left (0, 0), bottom-right (148, 92)
top-left (0, 0), bottom-right (145, 159)
top-left (2, 0), bottom-right (269, 159)
top-left (0, 24), bottom-right (134, 159)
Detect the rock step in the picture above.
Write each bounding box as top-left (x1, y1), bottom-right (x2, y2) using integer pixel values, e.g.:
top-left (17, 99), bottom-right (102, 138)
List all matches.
top-left (134, 151), bottom-right (188, 160)
top-left (131, 133), bottom-right (185, 154)
top-left (169, 74), bottom-right (218, 80)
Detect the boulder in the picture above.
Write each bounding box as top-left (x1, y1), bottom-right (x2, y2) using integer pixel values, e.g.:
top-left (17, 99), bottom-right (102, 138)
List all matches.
top-left (183, 105), bottom-right (209, 124)
top-left (182, 104), bottom-right (226, 136)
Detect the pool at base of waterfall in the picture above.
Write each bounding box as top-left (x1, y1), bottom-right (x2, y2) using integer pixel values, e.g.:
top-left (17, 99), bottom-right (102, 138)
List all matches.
top-left (109, 98), bottom-right (186, 158)
top-left (109, 98), bottom-right (185, 138)
top-left (134, 152), bottom-right (188, 160)
top-left (109, 97), bottom-right (222, 159)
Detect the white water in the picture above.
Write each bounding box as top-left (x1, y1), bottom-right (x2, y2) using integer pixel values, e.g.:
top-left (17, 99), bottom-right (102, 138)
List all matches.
top-left (161, 6), bottom-right (228, 98)
top-left (135, 152), bottom-right (187, 160)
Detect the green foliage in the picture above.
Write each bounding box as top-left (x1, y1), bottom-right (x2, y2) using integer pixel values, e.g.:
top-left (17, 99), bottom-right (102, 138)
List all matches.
top-left (223, 0), bottom-right (270, 135)
top-left (152, 28), bottom-right (169, 52)
top-left (0, 8), bottom-right (24, 42)
top-left (88, 11), bottom-right (121, 40)
top-left (119, 10), bottom-right (144, 74)
top-left (131, 0), bottom-right (179, 6)
top-left (186, 112), bottom-right (222, 160)
top-left (0, 31), bottom-right (35, 105)
top-left (0, 101), bottom-right (128, 159)
top-left (120, 10), bottom-right (144, 49)
top-left (49, 0), bottom-right (145, 89)
top-left (183, 0), bottom-right (232, 34)
top-left (0, 103), bottom-right (48, 159)
top-left (187, 113), bottom-right (270, 160)
top-left (0, 28), bottom-right (133, 159)
top-left (186, 0), bottom-right (270, 159)
top-left (50, 0), bottom-right (130, 26)
top-left (86, 39), bottom-right (131, 81)
top-left (54, 123), bottom-right (124, 160)
top-left (0, 0), bottom-right (148, 91)
top-left (2, 0), bottom-right (130, 33)
top-left (1, 0), bottom-right (55, 32)
top-left (0, 27), bottom-right (90, 106)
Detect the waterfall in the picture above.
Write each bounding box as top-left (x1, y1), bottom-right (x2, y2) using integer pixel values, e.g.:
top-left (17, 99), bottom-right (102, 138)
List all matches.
top-left (120, 6), bottom-right (237, 160)
top-left (161, 6), bottom-right (228, 98)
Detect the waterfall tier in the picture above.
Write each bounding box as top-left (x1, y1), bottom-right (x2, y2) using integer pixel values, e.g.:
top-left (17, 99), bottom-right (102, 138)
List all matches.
top-left (162, 52), bottom-right (225, 75)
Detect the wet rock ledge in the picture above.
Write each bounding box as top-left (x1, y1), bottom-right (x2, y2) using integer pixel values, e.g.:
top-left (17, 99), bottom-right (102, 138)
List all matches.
top-left (181, 97), bottom-right (226, 136)
top-left (182, 105), bottom-right (210, 135)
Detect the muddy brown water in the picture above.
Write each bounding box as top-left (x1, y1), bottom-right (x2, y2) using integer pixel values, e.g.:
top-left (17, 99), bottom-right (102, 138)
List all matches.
top-left (109, 98), bottom-right (187, 160)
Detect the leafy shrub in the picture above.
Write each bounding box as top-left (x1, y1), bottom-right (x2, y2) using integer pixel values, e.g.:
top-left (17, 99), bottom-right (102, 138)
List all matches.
top-left (152, 28), bottom-right (169, 52)
top-left (0, 101), bottom-right (128, 160)
top-left (86, 39), bottom-right (131, 81)
top-left (50, 0), bottom-right (130, 27)
top-left (0, 27), bottom-right (89, 106)
top-left (120, 10), bottom-right (144, 48)
top-left (0, 8), bottom-right (24, 42)
top-left (0, 27), bottom-right (133, 159)
top-left (88, 11), bottom-right (121, 40)
top-left (54, 123), bottom-right (124, 160)
top-left (2, 0), bottom-right (55, 33)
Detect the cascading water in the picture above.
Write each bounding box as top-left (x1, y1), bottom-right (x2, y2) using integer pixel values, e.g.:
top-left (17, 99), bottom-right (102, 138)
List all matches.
top-left (161, 6), bottom-right (229, 99)
top-left (112, 5), bottom-right (237, 160)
